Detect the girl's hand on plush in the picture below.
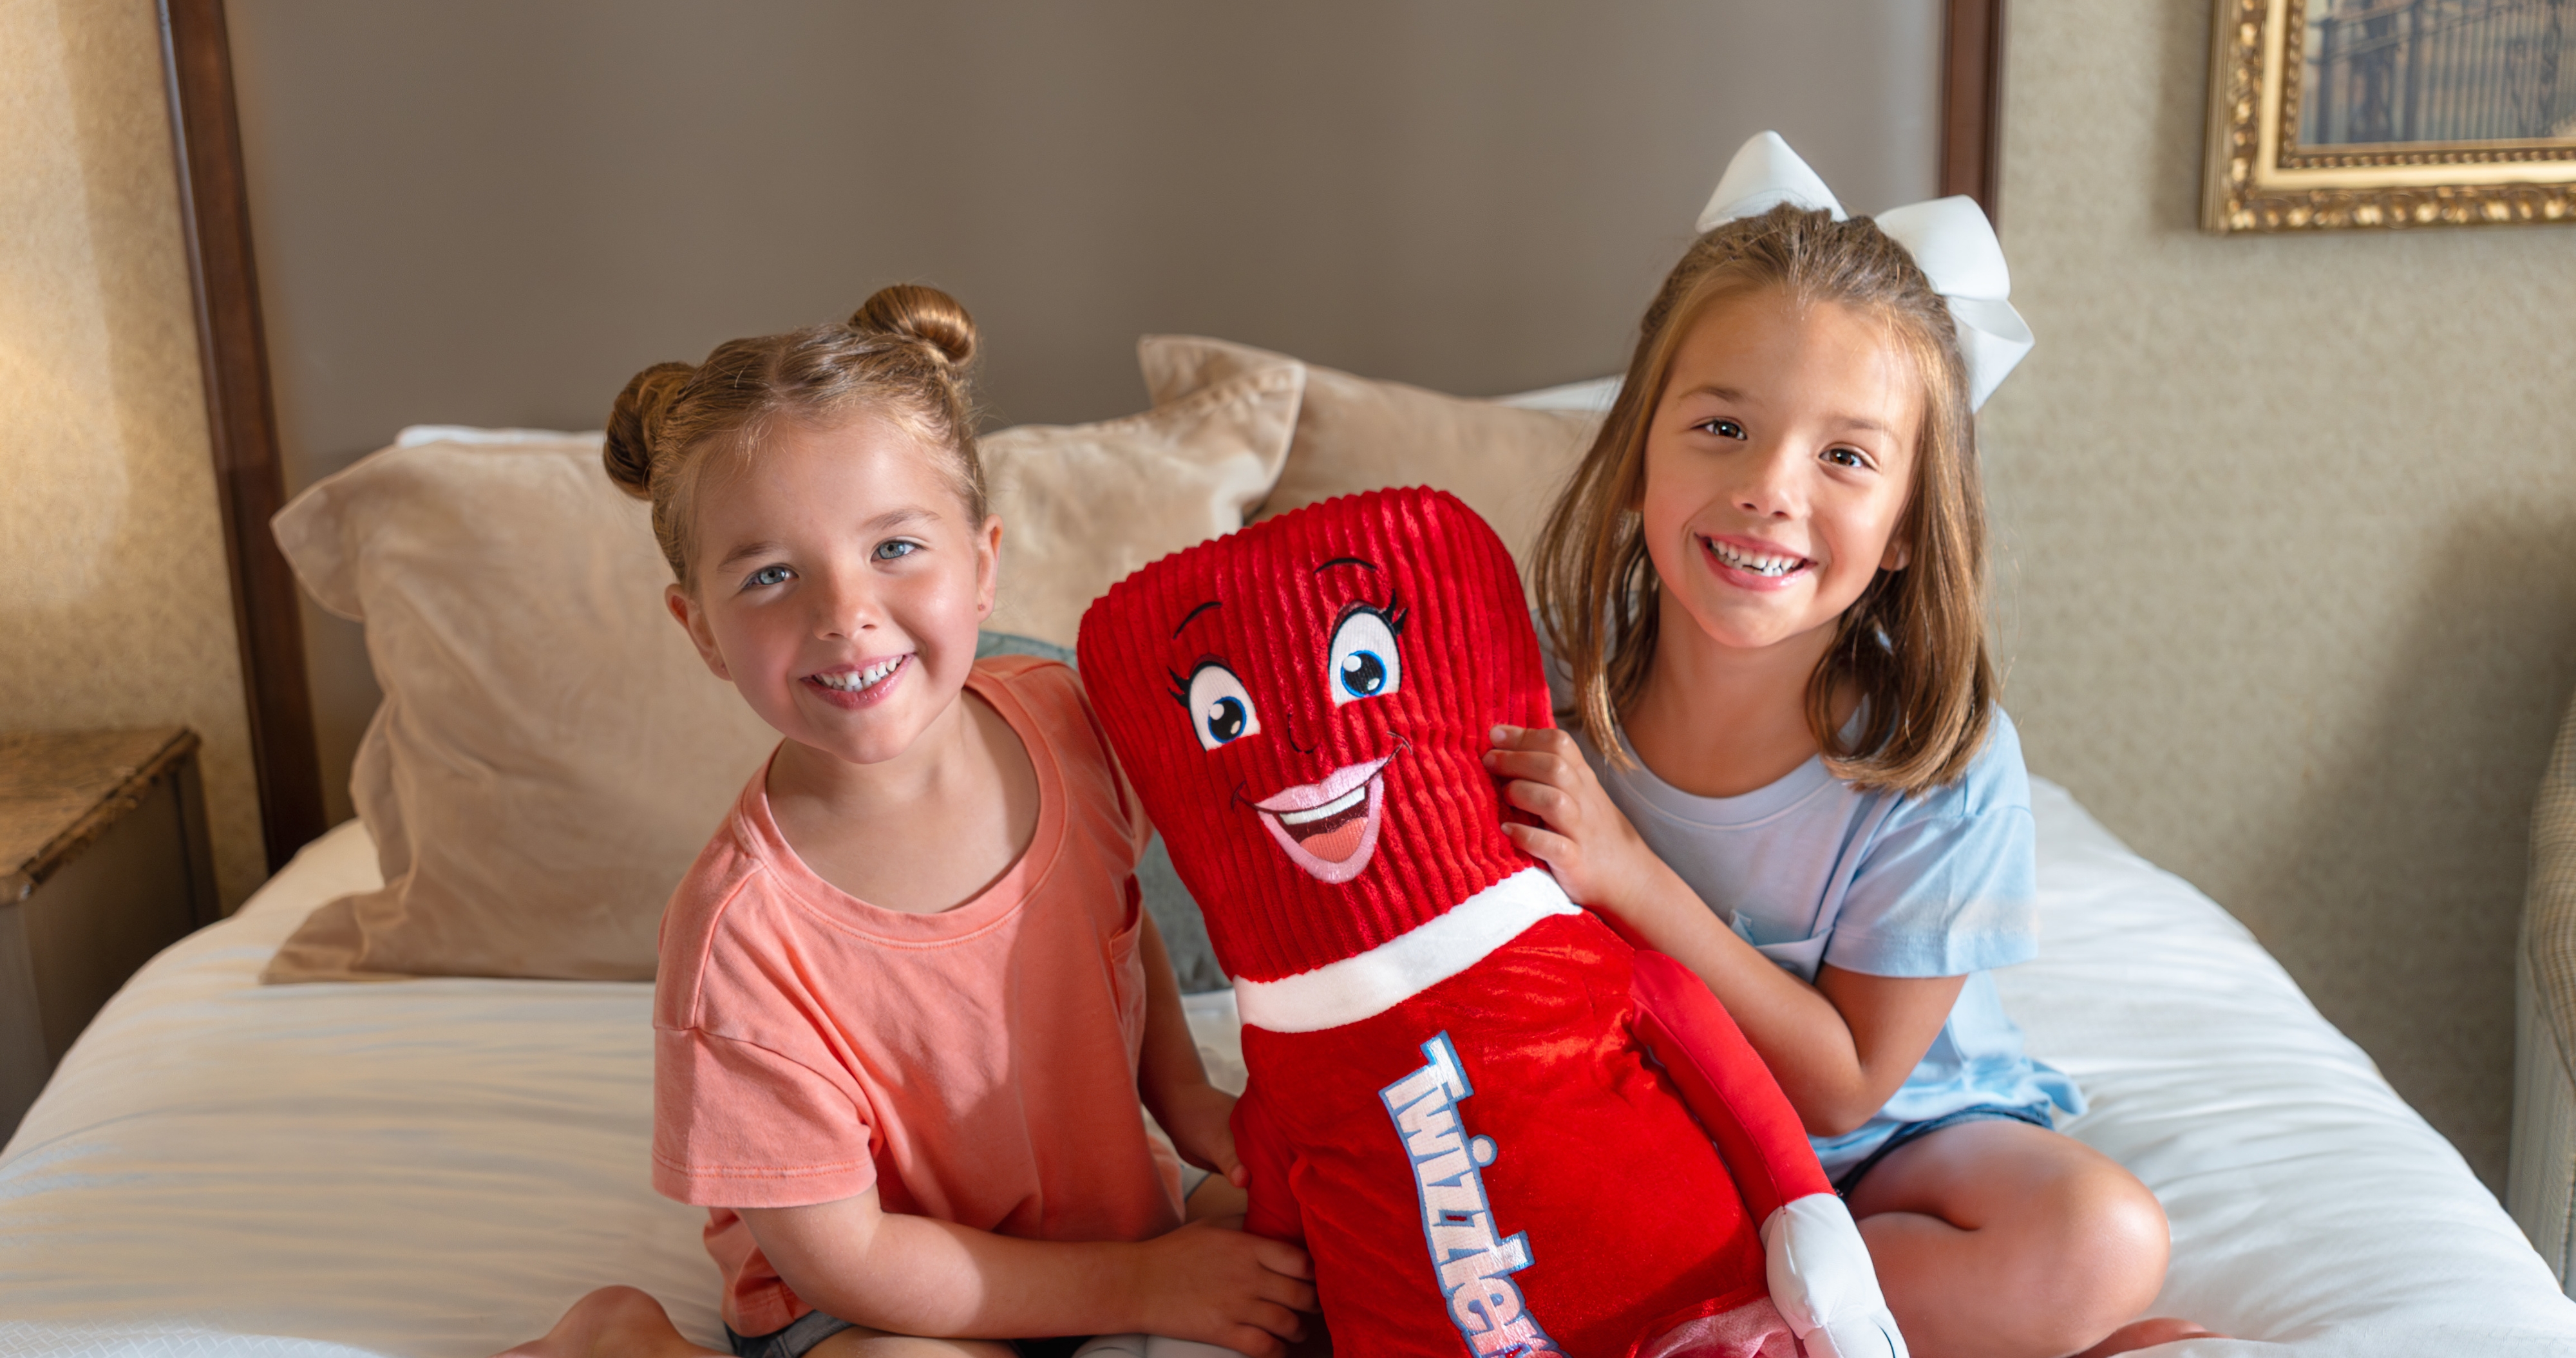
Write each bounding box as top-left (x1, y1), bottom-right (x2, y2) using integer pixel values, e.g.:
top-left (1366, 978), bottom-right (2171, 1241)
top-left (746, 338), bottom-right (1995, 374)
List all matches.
top-left (1484, 724), bottom-right (1662, 921)
top-left (1133, 1218), bottom-right (1316, 1358)
top-left (1159, 1080), bottom-right (1249, 1187)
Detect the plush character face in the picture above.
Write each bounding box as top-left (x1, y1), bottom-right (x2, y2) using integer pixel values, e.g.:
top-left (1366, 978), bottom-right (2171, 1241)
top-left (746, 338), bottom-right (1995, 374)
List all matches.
top-left (1077, 488), bottom-right (1551, 984)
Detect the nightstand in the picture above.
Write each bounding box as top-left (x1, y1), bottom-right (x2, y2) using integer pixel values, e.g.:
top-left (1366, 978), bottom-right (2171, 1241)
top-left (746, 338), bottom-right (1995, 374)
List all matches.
top-left (0, 727), bottom-right (219, 1136)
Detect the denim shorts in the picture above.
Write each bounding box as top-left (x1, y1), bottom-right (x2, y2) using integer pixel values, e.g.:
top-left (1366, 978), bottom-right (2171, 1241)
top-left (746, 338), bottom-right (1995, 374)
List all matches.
top-left (728, 1310), bottom-right (857, 1358)
top-left (1830, 1103), bottom-right (2055, 1197)
top-left (727, 1312), bottom-right (1091, 1358)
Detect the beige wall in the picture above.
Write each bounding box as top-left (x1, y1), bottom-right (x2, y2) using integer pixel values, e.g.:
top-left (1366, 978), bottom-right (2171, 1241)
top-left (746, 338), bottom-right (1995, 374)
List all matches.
top-left (0, 0), bottom-right (265, 910)
top-left (1984, 0), bottom-right (2576, 1189)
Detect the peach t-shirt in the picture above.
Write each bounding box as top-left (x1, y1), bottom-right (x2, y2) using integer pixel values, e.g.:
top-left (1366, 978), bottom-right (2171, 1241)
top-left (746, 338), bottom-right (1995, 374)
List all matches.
top-left (652, 656), bottom-right (1186, 1335)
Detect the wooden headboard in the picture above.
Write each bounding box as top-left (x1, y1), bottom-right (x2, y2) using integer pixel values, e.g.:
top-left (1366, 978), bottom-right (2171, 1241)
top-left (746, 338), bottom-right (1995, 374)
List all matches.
top-left (160, 0), bottom-right (2008, 869)
top-left (160, 0), bottom-right (317, 871)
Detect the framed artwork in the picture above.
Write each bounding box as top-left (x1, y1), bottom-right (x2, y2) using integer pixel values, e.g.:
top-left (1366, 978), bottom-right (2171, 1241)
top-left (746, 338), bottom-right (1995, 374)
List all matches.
top-left (2202, 0), bottom-right (2576, 232)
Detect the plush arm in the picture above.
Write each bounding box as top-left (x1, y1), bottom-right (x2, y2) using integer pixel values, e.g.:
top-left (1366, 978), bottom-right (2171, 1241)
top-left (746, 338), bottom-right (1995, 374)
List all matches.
top-left (1629, 949), bottom-right (1907, 1358)
top-left (1629, 948), bottom-right (1830, 1216)
top-left (1232, 1086), bottom-right (1305, 1248)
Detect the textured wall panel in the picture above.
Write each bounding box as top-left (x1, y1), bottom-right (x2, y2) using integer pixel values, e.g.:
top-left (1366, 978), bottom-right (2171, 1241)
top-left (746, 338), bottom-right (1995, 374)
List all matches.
top-left (1983, 0), bottom-right (2576, 1188)
top-left (0, 0), bottom-right (264, 909)
top-left (220, 0), bottom-right (1947, 826)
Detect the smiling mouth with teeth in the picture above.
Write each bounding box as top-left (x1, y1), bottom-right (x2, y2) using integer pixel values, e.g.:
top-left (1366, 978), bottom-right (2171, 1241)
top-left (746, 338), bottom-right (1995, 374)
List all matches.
top-left (1703, 536), bottom-right (1813, 580)
top-left (808, 654), bottom-right (908, 699)
top-left (1252, 753), bottom-right (1395, 885)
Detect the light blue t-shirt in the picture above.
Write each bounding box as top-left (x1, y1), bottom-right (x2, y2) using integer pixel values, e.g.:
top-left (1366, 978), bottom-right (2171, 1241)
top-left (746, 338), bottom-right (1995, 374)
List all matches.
top-left (1562, 702), bottom-right (2083, 1178)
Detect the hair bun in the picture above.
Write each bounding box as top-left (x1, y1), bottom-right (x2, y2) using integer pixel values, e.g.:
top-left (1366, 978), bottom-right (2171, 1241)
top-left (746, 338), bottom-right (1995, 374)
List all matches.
top-left (603, 362), bottom-right (695, 499)
top-left (851, 284), bottom-right (976, 369)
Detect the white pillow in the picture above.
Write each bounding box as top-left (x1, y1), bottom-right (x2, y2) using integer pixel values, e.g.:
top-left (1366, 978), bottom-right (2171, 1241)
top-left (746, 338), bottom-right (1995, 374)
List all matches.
top-left (1493, 375), bottom-right (1623, 414)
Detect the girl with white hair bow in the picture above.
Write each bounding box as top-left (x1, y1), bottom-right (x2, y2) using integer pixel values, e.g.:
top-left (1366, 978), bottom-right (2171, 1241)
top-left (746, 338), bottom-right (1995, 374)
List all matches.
top-left (1490, 133), bottom-right (2219, 1358)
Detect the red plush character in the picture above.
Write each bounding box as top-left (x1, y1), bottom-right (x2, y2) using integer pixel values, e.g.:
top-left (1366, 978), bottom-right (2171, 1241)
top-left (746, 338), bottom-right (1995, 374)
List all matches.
top-left (1076, 489), bottom-right (1905, 1358)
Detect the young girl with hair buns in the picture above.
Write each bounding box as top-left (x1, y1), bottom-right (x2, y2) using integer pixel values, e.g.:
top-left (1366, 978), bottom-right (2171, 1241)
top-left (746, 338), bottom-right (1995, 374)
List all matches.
top-left (1484, 181), bottom-right (2220, 1357)
top-left (506, 286), bottom-right (1313, 1358)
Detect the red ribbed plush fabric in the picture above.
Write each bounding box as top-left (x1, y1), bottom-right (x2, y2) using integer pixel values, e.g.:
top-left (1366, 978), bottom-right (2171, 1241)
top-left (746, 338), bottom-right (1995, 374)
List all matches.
top-left (1077, 490), bottom-right (1848, 1358)
top-left (1075, 487), bottom-right (1550, 984)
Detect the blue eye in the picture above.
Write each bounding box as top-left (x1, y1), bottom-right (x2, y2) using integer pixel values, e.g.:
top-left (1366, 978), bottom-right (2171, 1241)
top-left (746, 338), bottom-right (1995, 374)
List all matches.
top-left (744, 564), bottom-right (791, 589)
top-left (1184, 665), bottom-right (1261, 751)
top-left (1327, 610), bottom-right (1401, 706)
top-left (875, 540), bottom-right (919, 561)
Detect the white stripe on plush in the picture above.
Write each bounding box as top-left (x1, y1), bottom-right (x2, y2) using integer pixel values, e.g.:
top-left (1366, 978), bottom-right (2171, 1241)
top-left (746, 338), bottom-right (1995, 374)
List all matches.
top-left (1231, 867), bottom-right (1582, 1034)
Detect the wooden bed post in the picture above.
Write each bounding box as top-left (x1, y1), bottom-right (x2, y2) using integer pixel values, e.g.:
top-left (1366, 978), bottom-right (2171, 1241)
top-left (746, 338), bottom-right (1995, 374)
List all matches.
top-left (156, 0), bottom-right (326, 872)
top-left (1942, 0), bottom-right (2009, 222)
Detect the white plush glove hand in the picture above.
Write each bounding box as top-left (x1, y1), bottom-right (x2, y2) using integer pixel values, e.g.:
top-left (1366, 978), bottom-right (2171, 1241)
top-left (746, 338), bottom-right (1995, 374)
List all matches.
top-left (1762, 1193), bottom-right (1908, 1358)
top-left (1142, 1341), bottom-right (1246, 1358)
top-left (1068, 1337), bottom-right (1244, 1358)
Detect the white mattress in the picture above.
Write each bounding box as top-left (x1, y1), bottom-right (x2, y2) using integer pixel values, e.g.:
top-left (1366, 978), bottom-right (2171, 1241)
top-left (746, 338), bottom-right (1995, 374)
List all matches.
top-left (1, 782), bottom-right (2571, 1355)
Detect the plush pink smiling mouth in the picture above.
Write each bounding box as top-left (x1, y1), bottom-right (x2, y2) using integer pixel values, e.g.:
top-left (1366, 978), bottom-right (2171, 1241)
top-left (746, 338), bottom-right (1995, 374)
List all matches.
top-left (1251, 753), bottom-right (1396, 884)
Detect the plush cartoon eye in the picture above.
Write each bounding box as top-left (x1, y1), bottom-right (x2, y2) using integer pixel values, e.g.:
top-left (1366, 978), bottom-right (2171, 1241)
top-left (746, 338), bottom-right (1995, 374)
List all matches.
top-left (1327, 610), bottom-right (1402, 705)
top-left (1185, 664), bottom-right (1262, 750)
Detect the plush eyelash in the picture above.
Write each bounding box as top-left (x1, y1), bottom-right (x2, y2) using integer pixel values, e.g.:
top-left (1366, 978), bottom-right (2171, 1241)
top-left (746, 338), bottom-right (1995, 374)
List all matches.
top-left (1166, 657), bottom-right (1230, 706)
top-left (1338, 594), bottom-right (1407, 635)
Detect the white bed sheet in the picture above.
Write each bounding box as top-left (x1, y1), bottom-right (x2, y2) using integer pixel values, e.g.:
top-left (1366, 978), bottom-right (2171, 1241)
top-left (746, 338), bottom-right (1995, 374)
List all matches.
top-left (0, 823), bottom-right (716, 1355)
top-left (1, 783), bottom-right (2571, 1355)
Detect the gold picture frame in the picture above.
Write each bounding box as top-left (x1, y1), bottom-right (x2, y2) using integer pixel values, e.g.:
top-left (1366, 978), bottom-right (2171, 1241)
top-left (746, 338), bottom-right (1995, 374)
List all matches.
top-left (2202, 0), bottom-right (2576, 232)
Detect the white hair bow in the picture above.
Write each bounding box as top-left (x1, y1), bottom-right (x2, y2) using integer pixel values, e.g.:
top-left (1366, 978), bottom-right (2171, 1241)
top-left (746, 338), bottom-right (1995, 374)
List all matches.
top-left (1694, 131), bottom-right (2032, 411)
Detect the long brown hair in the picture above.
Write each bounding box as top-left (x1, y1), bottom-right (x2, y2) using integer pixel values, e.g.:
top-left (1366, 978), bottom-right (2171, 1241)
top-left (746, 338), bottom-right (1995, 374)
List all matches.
top-left (601, 283), bottom-right (983, 588)
top-left (1531, 204), bottom-right (1994, 793)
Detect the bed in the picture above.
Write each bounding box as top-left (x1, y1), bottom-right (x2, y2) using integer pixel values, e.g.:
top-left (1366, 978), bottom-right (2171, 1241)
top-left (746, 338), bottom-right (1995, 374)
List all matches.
top-left (3, 774), bottom-right (2571, 1355)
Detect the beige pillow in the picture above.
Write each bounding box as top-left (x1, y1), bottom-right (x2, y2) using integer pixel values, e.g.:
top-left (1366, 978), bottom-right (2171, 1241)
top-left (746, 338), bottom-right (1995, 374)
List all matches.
top-left (1139, 335), bottom-right (1602, 563)
top-left (266, 428), bottom-right (779, 983)
top-left (982, 357), bottom-right (1302, 647)
top-left (265, 366), bottom-right (1303, 981)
